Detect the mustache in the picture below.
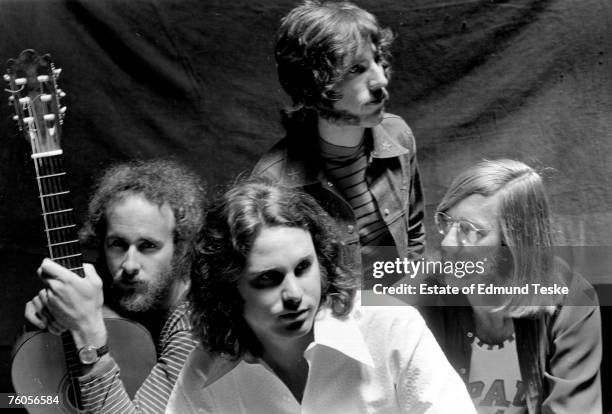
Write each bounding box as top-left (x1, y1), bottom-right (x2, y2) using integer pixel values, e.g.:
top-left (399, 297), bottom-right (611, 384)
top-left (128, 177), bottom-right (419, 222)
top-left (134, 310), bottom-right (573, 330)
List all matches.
top-left (369, 88), bottom-right (389, 103)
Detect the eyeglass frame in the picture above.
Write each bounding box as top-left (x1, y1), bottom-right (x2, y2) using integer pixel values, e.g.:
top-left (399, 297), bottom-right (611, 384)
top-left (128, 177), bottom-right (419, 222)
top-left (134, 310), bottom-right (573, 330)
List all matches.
top-left (434, 211), bottom-right (493, 245)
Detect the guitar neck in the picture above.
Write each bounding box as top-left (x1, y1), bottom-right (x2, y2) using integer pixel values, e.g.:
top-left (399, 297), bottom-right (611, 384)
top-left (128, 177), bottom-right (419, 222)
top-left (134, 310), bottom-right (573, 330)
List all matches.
top-left (33, 151), bottom-right (84, 278)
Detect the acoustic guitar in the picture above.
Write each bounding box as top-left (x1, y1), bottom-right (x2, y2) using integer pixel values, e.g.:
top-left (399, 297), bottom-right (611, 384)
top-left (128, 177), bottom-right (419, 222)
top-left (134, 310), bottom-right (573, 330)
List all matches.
top-left (6, 49), bottom-right (157, 414)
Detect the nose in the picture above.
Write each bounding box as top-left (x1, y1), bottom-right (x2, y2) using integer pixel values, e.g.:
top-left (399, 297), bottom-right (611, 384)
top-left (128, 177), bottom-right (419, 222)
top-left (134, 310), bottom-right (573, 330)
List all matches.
top-left (281, 274), bottom-right (303, 310)
top-left (368, 61), bottom-right (388, 91)
top-left (121, 246), bottom-right (141, 277)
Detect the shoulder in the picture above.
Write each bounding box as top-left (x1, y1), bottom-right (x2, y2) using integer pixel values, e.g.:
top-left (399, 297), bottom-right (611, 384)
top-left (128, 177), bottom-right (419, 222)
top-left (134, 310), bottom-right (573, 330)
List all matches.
top-left (353, 303), bottom-right (427, 345)
top-left (252, 137), bottom-right (291, 179)
top-left (379, 113), bottom-right (416, 150)
top-left (163, 301), bottom-right (193, 333)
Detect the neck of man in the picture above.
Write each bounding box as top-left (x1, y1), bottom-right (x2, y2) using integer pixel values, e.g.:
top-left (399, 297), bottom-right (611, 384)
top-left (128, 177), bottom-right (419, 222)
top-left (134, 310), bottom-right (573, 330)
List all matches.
top-left (317, 115), bottom-right (365, 147)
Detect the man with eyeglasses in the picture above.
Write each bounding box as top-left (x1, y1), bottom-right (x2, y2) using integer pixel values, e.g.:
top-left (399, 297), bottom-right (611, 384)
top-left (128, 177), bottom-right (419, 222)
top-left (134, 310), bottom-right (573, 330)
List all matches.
top-left (420, 159), bottom-right (602, 414)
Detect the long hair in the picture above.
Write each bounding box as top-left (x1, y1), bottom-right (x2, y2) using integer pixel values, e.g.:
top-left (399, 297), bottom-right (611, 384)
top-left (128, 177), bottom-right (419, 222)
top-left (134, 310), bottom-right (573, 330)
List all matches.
top-left (190, 179), bottom-right (356, 358)
top-left (437, 159), bottom-right (560, 316)
top-left (80, 159), bottom-right (206, 279)
top-left (275, 0), bottom-right (393, 124)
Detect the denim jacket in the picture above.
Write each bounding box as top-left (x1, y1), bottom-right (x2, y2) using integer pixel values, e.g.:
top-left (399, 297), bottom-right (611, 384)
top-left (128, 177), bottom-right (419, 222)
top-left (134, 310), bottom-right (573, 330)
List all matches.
top-left (252, 113), bottom-right (425, 275)
top-left (419, 271), bottom-right (602, 414)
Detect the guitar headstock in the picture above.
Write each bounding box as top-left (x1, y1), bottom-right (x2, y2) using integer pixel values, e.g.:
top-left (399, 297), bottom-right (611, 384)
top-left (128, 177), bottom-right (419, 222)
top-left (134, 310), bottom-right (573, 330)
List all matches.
top-left (4, 49), bottom-right (66, 155)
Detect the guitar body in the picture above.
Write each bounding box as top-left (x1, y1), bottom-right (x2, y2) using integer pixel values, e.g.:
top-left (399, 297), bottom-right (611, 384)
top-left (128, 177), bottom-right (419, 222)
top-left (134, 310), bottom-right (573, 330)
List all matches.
top-left (11, 317), bottom-right (157, 414)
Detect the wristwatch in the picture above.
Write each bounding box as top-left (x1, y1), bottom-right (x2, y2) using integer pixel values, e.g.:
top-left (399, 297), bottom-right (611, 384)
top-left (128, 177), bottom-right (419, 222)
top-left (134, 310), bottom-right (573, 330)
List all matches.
top-left (78, 344), bottom-right (109, 365)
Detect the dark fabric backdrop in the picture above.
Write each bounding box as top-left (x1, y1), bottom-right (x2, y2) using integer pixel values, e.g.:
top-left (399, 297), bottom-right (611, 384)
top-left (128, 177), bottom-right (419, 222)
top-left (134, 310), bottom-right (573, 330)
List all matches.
top-left (0, 0), bottom-right (610, 407)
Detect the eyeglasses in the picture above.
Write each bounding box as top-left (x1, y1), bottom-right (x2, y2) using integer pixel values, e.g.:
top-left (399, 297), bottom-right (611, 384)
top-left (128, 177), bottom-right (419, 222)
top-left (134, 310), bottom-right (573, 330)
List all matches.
top-left (434, 211), bottom-right (491, 244)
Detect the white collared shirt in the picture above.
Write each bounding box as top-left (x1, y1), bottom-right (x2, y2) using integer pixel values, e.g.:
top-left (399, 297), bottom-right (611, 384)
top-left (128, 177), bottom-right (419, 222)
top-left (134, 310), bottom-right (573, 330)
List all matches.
top-left (167, 304), bottom-right (475, 414)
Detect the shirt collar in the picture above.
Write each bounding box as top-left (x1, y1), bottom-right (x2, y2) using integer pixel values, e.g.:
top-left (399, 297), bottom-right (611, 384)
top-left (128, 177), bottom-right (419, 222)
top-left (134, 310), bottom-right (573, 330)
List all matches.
top-left (369, 122), bottom-right (409, 159)
top-left (307, 307), bottom-right (375, 368)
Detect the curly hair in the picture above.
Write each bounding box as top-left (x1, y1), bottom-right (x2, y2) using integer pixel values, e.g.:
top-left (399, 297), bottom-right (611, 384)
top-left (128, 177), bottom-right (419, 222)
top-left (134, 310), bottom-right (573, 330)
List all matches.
top-left (190, 179), bottom-right (356, 358)
top-left (80, 159), bottom-right (206, 277)
top-left (275, 0), bottom-right (393, 120)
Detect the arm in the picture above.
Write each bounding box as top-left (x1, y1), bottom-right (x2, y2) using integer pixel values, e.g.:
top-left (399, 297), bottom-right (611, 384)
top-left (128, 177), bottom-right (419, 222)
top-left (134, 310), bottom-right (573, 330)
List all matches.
top-left (25, 259), bottom-right (197, 413)
top-left (78, 305), bottom-right (197, 414)
top-left (542, 304), bottom-right (602, 413)
top-left (405, 130), bottom-right (425, 259)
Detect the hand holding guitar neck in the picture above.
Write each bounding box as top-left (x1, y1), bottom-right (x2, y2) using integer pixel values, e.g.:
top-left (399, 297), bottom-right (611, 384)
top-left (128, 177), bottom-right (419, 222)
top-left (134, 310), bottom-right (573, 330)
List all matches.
top-left (26, 259), bottom-right (107, 351)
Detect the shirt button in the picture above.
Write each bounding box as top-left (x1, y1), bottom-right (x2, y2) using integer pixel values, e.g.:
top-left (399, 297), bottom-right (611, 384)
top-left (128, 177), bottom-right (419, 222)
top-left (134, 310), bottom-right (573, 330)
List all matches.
top-left (347, 225), bottom-right (354, 234)
top-left (383, 208), bottom-right (390, 216)
top-left (459, 368), bottom-right (467, 375)
top-left (466, 331), bottom-right (474, 338)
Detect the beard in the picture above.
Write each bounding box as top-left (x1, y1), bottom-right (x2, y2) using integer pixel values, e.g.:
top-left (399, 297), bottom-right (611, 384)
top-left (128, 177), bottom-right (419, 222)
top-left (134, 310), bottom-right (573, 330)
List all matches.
top-left (108, 252), bottom-right (187, 314)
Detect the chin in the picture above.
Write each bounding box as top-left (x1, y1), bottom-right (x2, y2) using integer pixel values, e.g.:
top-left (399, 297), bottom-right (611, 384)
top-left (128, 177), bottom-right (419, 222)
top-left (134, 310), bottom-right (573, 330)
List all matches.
top-left (360, 109), bottom-right (385, 128)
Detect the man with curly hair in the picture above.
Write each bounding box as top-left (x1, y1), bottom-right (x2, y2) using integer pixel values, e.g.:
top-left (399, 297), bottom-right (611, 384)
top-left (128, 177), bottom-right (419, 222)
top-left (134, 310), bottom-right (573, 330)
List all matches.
top-left (167, 180), bottom-right (475, 413)
top-left (253, 1), bottom-right (425, 289)
top-left (24, 159), bottom-right (206, 413)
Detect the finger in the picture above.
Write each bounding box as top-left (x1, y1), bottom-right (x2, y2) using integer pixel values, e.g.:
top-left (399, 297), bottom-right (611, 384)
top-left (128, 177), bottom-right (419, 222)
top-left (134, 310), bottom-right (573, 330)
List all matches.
top-left (39, 258), bottom-right (79, 283)
top-left (83, 263), bottom-right (103, 289)
top-left (24, 301), bottom-right (46, 329)
top-left (46, 320), bottom-right (67, 336)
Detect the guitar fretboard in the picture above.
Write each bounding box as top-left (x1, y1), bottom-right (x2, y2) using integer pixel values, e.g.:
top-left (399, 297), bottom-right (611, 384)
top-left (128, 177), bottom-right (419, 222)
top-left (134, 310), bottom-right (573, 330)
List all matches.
top-left (33, 152), bottom-right (84, 278)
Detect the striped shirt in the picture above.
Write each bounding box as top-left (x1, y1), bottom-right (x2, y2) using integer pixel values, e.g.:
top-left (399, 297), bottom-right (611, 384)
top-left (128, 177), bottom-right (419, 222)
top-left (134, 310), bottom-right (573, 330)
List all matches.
top-left (320, 138), bottom-right (394, 285)
top-left (78, 301), bottom-right (197, 413)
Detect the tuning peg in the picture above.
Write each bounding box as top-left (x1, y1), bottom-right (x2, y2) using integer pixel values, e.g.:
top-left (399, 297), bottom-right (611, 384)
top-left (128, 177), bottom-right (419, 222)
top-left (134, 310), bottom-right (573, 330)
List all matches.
top-left (37, 75), bottom-right (50, 83)
top-left (43, 114), bottom-right (55, 122)
top-left (53, 68), bottom-right (62, 78)
top-left (3, 74), bottom-right (10, 82)
top-left (23, 116), bottom-right (34, 124)
top-left (59, 90), bottom-right (66, 98)
top-left (15, 78), bottom-right (27, 85)
top-left (59, 106), bottom-right (67, 114)
top-left (8, 95), bottom-right (14, 103)
top-left (18, 97), bottom-right (30, 104)
top-left (12, 115), bottom-right (18, 121)
top-left (41, 94), bottom-right (52, 102)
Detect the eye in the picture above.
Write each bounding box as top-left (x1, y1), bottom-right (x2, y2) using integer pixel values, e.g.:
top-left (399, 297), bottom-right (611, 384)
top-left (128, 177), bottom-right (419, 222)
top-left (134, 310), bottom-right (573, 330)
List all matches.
top-left (251, 271), bottom-right (283, 289)
top-left (106, 238), bottom-right (127, 250)
top-left (348, 64), bottom-right (366, 75)
top-left (139, 240), bottom-right (159, 252)
top-left (295, 259), bottom-right (312, 276)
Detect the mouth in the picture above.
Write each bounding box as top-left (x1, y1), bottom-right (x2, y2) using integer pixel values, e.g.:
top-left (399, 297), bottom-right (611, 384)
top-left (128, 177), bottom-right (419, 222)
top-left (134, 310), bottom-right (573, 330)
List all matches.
top-left (279, 308), bottom-right (309, 321)
top-left (366, 97), bottom-right (386, 107)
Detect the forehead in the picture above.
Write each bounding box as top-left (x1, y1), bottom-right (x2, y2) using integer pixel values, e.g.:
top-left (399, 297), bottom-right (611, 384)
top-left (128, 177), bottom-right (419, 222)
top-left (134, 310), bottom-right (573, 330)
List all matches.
top-left (446, 193), bottom-right (500, 227)
top-left (245, 226), bottom-right (315, 271)
top-left (105, 194), bottom-right (175, 239)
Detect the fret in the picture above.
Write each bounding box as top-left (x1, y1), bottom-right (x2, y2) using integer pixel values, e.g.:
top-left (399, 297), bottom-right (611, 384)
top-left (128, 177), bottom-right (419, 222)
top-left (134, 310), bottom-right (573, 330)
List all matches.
top-left (51, 252), bottom-right (82, 261)
top-left (38, 173), bottom-right (67, 195)
top-left (40, 192), bottom-right (72, 213)
top-left (40, 190), bottom-right (69, 198)
top-left (55, 256), bottom-right (84, 276)
top-left (42, 209), bottom-right (76, 229)
top-left (47, 224), bottom-right (76, 231)
top-left (37, 172), bottom-right (66, 180)
top-left (42, 207), bottom-right (72, 215)
top-left (49, 239), bottom-right (79, 247)
top-left (50, 241), bottom-right (81, 260)
top-left (47, 227), bottom-right (79, 248)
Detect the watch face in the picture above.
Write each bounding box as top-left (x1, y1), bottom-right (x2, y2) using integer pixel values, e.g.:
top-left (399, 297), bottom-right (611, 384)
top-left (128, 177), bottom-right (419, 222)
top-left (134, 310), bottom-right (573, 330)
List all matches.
top-left (78, 346), bottom-right (99, 364)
